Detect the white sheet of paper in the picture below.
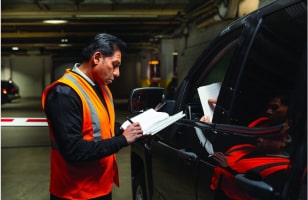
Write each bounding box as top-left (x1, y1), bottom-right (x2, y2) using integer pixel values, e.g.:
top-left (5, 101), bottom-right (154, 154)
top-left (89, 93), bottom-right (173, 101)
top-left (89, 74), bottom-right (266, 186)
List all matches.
top-left (121, 109), bottom-right (185, 135)
top-left (194, 127), bottom-right (214, 155)
top-left (197, 82), bottom-right (221, 122)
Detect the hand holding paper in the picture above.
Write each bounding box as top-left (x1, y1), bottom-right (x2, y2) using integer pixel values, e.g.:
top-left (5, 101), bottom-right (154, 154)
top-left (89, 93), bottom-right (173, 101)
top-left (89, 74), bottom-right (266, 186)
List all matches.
top-left (121, 121), bottom-right (143, 144)
top-left (121, 108), bottom-right (185, 135)
top-left (198, 82), bottom-right (221, 122)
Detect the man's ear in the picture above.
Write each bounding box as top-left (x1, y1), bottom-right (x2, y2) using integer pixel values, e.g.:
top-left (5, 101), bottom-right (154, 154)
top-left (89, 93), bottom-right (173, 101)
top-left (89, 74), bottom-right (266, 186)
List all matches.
top-left (93, 52), bottom-right (102, 65)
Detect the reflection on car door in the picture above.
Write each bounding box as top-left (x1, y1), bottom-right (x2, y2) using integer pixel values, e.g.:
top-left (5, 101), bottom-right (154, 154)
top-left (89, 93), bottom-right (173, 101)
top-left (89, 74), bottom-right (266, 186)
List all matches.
top-left (151, 119), bottom-right (216, 200)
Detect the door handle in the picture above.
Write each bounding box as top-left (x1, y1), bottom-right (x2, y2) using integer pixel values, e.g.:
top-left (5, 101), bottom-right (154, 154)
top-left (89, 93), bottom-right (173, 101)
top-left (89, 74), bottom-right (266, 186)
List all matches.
top-left (178, 149), bottom-right (198, 162)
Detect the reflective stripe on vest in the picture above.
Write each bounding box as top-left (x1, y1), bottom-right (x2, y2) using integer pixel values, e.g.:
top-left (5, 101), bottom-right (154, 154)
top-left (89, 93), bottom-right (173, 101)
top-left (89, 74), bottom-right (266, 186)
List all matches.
top-left (57, 70), bottom-right (115, 140)
top-left (62, 73), bottom-right (102, 141)
top-left (210, 144), bottom-right (290, 191)
top-left (249, 161), bottom-right (289, 178)
top-left (248, 117), bottom-right (270, 127)
top-left (42, 69), bottom-right (115, 145)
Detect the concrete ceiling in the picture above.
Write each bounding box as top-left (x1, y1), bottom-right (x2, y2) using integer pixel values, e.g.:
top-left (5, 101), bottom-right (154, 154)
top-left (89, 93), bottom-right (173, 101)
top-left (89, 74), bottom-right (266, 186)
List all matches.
top-left (1, 0), bottom-right (238, 56)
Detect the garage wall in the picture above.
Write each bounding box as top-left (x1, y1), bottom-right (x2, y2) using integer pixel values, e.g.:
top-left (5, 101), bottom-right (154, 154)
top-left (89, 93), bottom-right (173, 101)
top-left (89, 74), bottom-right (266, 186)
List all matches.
top-left (1, 55), bottom-right (52, 97)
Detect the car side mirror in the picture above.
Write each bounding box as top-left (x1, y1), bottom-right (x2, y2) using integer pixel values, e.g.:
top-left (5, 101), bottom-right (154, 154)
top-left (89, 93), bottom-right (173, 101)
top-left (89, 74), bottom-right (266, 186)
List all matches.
top-left (128, 87), bottom-right (167, 114)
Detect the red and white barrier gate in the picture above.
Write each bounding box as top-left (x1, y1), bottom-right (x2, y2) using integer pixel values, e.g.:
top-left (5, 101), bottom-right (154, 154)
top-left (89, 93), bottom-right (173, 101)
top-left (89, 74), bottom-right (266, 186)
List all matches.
top-left (1, 118), bottom-right (48, 127)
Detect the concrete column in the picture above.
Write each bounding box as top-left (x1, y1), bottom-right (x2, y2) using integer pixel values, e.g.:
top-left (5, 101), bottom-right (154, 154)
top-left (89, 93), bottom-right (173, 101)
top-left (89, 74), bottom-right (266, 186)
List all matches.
top-left (138, 50), bottom-right (152, 87)
top-left (160, 39), bottom-right (175, 88)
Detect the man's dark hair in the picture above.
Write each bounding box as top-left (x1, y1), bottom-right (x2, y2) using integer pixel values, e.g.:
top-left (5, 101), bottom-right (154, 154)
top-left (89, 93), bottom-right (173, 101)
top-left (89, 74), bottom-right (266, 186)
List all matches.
top-left (81, 33), bottom-right (127, 62)
top-left (269, 92), bottom-right (290, 106)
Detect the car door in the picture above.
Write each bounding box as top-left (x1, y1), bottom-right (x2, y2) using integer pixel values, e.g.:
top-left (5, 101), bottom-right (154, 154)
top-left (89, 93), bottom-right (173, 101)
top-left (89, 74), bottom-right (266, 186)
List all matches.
top-left (150, 0), bottom-right (306, 199)
top-left (150, 19), bottom-right (254, 200)
top-left (150, 120), bottom-right (209, 200)
top-left (205, 1), bottom-right (306, 199)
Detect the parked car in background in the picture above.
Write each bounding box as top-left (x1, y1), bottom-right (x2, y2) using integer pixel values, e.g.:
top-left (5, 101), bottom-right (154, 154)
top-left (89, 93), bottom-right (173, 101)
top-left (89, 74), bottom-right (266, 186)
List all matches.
top-left (1, 80), bottom-right (21, 104)
top-left (128, 0), bottom-right (307, 200)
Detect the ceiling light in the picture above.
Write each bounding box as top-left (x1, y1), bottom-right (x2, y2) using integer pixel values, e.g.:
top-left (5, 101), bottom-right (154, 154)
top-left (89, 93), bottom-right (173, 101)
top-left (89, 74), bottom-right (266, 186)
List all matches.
top-left (12, 47), bottom-right (19, 51)
top-left (58, 44), bottom-right (72, 47)
top-left (61, 38), bottom-right (68, 43)
top-left (43, 19), bottom-right (68, 24)
top-left (75, 14), bottom-right (158, 18)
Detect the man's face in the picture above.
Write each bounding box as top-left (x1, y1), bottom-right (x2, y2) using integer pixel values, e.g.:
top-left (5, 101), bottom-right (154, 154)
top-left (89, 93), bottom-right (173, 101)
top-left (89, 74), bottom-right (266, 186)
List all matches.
top-left (256, 120), bottom-right (290, 154)
top-left (93, 50), bottom-right (122, 85)
top-left (265, 97), bottom-right (288, 124)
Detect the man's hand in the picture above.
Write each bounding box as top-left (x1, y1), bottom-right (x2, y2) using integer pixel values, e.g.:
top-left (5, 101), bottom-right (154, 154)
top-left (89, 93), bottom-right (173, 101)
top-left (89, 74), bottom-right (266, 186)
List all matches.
top-left (200, 115), bottom-right (211, 122)
top-left (200, 98), bottom-right (217, 122)
top-left (212, 152), bottom-right (228, 168)
top-left (122, 122), bottom-right (143, 144)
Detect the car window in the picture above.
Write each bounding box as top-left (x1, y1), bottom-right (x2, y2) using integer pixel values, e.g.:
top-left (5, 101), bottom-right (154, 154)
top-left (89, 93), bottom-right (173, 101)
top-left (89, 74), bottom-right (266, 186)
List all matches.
top-left (182, 27), bottom-right (244, 121)
top-left (200, 44), bottom-right (237, 86)
top-left (204, 3), bottom-right (306, 200)
top-left (216, 1), bottom-right (307, 126)
top-left (188, 42), bottom-right (237, 119)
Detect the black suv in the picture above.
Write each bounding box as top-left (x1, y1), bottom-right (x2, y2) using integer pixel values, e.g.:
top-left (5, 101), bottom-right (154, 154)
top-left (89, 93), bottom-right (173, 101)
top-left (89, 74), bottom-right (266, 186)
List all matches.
top-left (128, 0), bottom-right (307, 199)
top-left (1, 80), bottom-right (21, 104)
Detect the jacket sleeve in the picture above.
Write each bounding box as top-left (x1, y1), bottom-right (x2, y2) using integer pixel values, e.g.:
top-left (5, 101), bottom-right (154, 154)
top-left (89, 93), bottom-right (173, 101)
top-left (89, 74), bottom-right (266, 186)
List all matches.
top-left (115, 122), bottom-right (124, 136)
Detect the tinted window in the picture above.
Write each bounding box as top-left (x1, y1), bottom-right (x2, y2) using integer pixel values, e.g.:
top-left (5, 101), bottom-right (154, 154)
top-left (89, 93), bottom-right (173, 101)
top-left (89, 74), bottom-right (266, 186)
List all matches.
top-left (228, 2), bottom-right (307, 126)
top-left (183, 28), bottom-right (243, 121)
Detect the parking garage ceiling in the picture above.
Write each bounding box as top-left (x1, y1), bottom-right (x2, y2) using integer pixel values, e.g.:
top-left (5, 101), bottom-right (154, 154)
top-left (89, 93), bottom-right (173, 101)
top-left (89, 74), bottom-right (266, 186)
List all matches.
top-left (2, 0), bottom-right (239, 56)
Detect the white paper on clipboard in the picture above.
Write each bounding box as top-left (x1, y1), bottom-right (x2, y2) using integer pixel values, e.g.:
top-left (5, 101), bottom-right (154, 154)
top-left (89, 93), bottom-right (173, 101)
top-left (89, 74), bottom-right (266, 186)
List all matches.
top-left (197, 82), bottom-right (222, 122)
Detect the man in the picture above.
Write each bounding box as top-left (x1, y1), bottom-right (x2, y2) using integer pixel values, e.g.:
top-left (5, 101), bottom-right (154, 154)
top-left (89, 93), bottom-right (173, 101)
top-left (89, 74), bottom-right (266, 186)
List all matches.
top-left (42, 33), bottom-right (143, 200)
top-left (210, 121), bottom-right (291, 199)
top-left (200, 94), bottom-right (289, 125)
top-left (248, 94), bottom-right (289, 127)
top-left (210, 94), bottom-right (291, 199)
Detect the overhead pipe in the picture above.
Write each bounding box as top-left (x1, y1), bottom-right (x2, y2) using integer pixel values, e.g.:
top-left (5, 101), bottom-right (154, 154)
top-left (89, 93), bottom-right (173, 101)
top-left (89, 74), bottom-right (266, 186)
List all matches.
top-left (194, 0), bottom-right (241, 29)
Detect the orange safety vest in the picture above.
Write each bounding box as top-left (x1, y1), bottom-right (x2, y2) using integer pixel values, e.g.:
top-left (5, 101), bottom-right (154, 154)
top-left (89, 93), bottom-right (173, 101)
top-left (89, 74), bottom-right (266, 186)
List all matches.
top-left (248, 117), bottom-right (270, 128)
top-left (42, 69), bottom-right (118, 199)
top-left (210, 144), bottom-right (290, 200)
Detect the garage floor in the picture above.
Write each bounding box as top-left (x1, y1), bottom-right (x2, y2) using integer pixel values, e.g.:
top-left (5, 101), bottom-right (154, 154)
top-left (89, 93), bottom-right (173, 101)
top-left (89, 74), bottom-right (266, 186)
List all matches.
top-left (1, 97), bottom-right (133, 200)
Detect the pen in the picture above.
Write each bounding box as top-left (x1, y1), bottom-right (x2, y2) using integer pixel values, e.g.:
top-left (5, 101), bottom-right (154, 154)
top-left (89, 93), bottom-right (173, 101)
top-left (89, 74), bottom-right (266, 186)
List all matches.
top-left (126, 117), bottom-right (134, 124)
